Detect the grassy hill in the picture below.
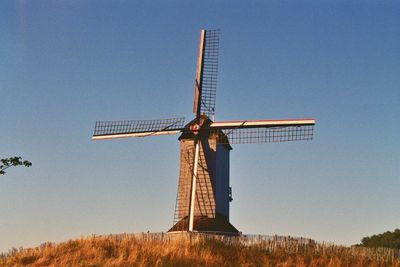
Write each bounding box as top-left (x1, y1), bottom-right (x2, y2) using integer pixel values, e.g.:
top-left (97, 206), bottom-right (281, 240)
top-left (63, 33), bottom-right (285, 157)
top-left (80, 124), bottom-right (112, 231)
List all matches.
top-left (1, 233), bottom-right (399, 267)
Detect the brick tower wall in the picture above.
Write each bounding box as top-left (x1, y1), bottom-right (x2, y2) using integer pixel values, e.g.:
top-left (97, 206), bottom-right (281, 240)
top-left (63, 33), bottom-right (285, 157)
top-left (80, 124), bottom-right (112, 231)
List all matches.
top-left (215, 143), bottom-right (230, 219)
top-left (173, 136), bottom-right (231, 224)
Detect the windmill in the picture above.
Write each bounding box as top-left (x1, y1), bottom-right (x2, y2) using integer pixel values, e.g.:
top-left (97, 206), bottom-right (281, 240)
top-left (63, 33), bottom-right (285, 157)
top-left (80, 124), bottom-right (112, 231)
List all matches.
top-left (92, 29), bottom-right (315, 235)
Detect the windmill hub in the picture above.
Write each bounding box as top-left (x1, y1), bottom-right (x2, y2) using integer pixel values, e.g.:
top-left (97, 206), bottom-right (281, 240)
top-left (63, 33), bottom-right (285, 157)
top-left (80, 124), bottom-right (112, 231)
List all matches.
top-left (187, 115), bottom-right (211, 134)
top-left (92, 29), bottom-right (315, 235)
top-left (190, 124), bottom-right (200, 134)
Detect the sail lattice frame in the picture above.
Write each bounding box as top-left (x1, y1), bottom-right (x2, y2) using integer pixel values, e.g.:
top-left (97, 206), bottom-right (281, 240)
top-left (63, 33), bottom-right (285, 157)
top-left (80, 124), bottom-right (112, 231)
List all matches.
top-left (211, 125), bottom-right (314, 144)
top-left (199, 29), bottom-right (220, 118)
top-left (93, 117), bottom-right (185, 137)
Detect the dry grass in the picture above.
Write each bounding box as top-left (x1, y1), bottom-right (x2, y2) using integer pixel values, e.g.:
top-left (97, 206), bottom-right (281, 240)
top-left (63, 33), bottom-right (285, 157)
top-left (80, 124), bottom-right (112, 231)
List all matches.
top-left (1, 233), bottom-right (399, 267)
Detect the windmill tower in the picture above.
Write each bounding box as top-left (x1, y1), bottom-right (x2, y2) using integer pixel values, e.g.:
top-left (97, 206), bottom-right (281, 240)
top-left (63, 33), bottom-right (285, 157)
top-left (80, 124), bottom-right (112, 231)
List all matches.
top-left (92, 29), bottom-right (315, 235)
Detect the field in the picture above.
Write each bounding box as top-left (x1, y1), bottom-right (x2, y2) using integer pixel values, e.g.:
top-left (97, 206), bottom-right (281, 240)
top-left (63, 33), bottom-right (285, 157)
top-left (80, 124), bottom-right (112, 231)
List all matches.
top-left (1, 233), bottom-right (399, 267)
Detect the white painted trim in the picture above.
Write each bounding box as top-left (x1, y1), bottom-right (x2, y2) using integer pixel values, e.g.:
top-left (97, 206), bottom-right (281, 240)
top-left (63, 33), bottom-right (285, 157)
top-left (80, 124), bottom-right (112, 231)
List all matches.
top-left (210, 118), bottom-right (315, 129)
top-left (188, 141), bottom-right (200, 232)
top-left (92, 130), bottom-right (181, 140)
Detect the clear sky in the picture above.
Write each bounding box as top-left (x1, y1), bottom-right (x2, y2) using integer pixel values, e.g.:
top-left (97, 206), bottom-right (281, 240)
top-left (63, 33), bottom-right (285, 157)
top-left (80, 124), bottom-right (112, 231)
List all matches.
top-left (1, 0), bottom-right (399, 252)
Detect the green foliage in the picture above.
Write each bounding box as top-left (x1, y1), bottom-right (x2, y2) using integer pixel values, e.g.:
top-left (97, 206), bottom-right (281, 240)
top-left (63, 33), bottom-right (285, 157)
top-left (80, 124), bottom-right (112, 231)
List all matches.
top-left (361, 229), bottom-right (400, 249)
top-left (0, 156), bottom-right (32, 175)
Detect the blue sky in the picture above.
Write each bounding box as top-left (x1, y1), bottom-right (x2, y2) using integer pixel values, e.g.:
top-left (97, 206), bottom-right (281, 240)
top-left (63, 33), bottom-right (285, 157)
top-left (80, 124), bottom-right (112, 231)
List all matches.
top-left (1, 0), bottom-right (399, 252)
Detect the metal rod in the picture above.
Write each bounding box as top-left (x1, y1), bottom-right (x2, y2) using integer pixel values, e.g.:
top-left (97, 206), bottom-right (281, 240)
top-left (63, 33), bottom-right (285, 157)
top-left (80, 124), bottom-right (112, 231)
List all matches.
top-left (188, 139), bottom-right (200, 232)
